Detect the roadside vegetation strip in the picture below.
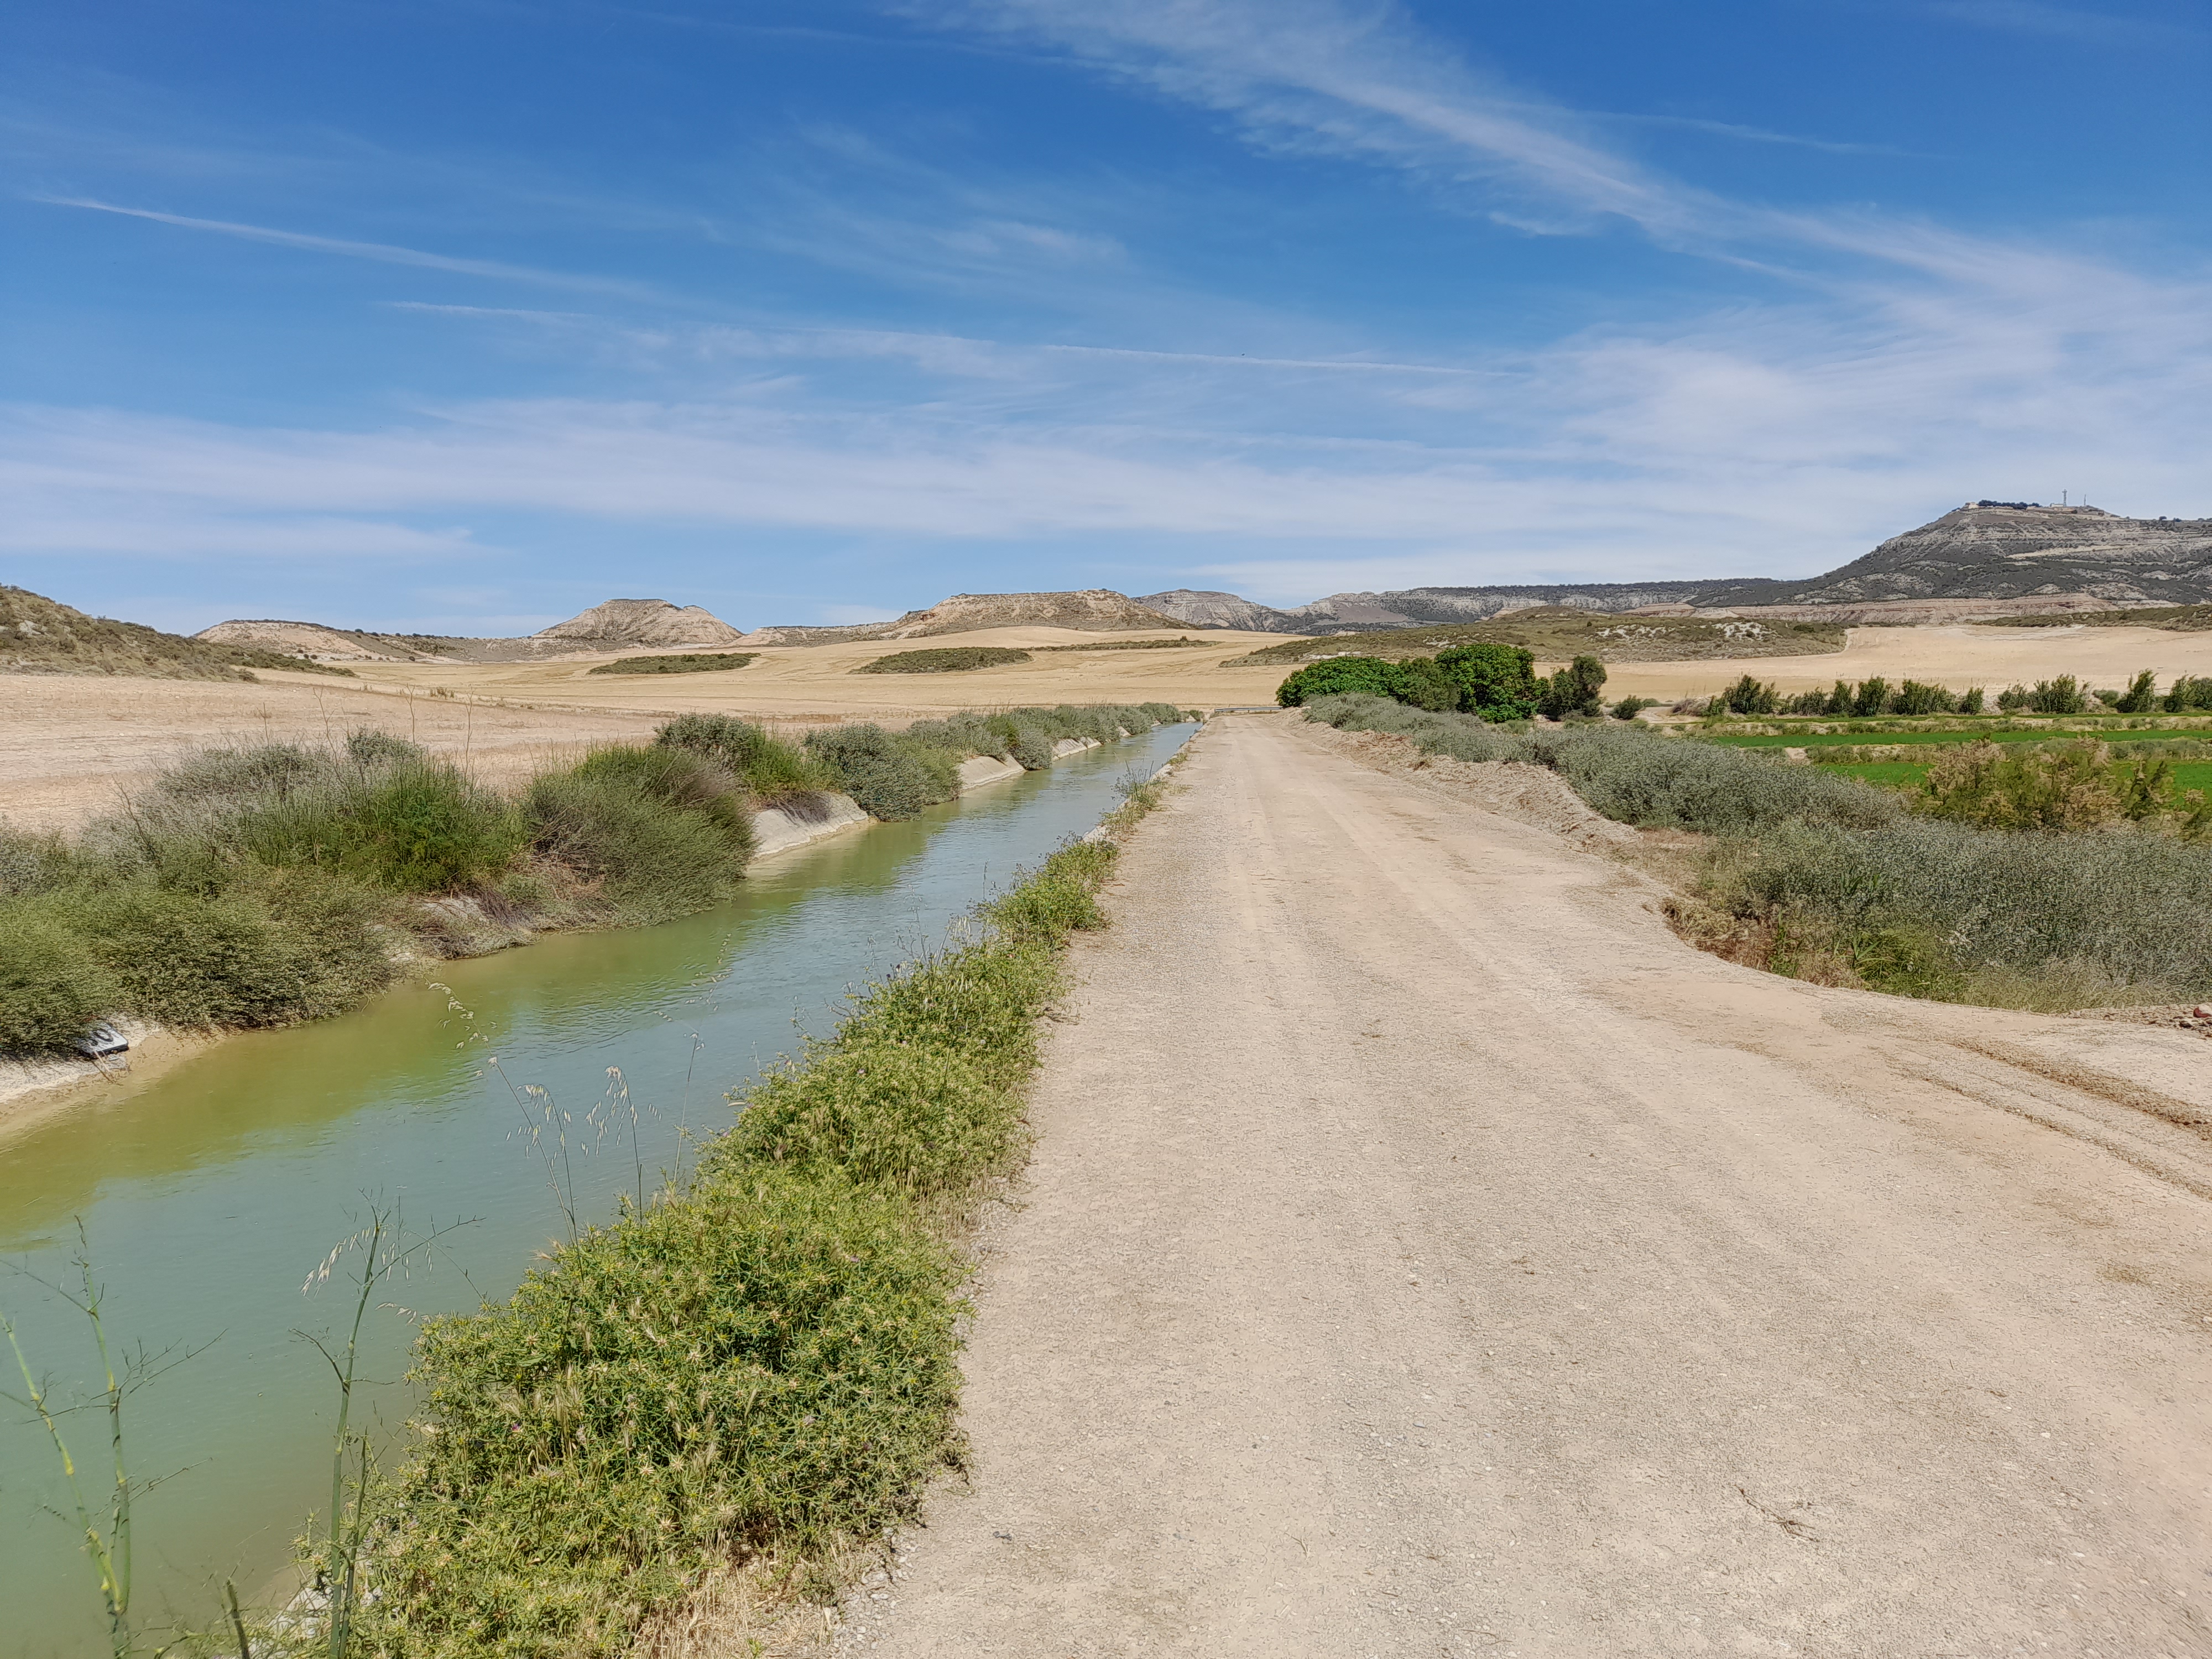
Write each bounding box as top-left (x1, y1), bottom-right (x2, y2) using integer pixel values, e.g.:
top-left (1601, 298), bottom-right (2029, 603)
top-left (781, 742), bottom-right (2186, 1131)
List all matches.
top-left (1301, 693), bottom-right (2212, 1012)
top-left (347, 780), bottom-right (1169, 1658)
top-left (0, 708), bottom-right (1182, 1058)
top-left (803, 702), bottom-right (1184, 821)
top-left (856, 646), bottom-right (1034, 674)
top-left (585, 652), bottom-right (759, 676)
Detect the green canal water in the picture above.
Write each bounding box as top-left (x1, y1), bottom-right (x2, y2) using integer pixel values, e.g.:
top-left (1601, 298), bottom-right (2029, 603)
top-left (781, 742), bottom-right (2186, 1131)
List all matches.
top-left (0, 726), bottom-right (1192, 1656)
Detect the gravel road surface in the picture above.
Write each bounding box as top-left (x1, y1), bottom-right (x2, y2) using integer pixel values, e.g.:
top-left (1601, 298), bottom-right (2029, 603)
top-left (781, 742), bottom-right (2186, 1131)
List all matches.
top-left (842, 712), bottom-right (2211, 1659)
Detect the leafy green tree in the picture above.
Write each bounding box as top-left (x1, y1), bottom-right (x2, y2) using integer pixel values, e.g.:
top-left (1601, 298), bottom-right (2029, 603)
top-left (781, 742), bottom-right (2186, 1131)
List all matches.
top-left (1434, 644), bottom-right (1540, 720)
top-left (1891, 680), bottom-right (1955, 716)
top-left (2029, 675), bottom-right (2088, 714)
top-left (2114, 669), bottom-right (2158, 713)
top-left (1275, 656), bottom-right (1402, 707)
top-left (1720, 673), bottom-right (1779, 716)
top-left (1538, 654), bottom-right (1609, 719)
top-left (1850, 677), bottom-right (1892, 717)
top-left (1392, 656), bottom-right (1460, 712)
top-left (2166, 676), bottom-right (2212, 712)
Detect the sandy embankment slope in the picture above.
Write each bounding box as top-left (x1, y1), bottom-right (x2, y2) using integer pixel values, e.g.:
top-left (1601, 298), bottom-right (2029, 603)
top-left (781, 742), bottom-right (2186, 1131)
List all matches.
top-left (845, 714), bottom-right (2211, 1658)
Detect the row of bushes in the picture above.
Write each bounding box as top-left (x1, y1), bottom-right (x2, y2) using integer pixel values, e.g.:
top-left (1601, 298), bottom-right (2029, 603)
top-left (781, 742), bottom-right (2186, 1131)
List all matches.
top-left (0, 709), bottom-right (1185, 1056)
top-left (1710, 670), bottom-right (2212, 720)
top-left (799, 703), bottom-right (1182, 821)
top-left (345, 822), bottom-right (1144, 1655)
top-left (1276, 646), bottom-right (1640, 722)
top-left (1301, 693), bottom-right (2212, 1007)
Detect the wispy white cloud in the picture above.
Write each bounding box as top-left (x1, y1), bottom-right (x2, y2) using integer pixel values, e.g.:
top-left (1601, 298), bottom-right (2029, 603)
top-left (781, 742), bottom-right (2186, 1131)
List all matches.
top-left (34, 197), bottom-right (665, 299)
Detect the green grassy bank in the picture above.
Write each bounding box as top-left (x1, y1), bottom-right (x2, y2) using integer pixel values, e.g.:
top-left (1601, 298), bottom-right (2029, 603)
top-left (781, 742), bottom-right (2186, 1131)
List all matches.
top-left (0, 705), bottom-right (1185, 1060)
top-left (1302, 694), bottom-right (2212, 1012)
top-left (306, 773), bottom-right (1174, 1657)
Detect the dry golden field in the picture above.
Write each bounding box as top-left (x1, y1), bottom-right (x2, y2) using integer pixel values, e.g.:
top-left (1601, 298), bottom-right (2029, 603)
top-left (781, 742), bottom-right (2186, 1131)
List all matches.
top-left (13, 618), bottom-right (2212, 834)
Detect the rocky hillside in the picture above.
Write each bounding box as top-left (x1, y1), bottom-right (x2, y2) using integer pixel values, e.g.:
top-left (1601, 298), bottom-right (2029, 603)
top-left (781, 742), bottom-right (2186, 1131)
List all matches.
top-left (536, 598), bottom-right (744, 646)
top-left (742, 589), bottom-right (1185, 646)
top-left (2, 587), bottom-right (352, 680)
top-left (199, 597), bottom-right (744, 662)
top-left (1145, 504), bottom-right (2212, 633)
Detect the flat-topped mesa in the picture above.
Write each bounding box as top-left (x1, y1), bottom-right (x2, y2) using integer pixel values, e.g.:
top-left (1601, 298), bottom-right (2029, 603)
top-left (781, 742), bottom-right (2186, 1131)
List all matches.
top-left (534, 598), bottom-right (744, 646)
top-left (740, 589), bottom-right (1188, 646)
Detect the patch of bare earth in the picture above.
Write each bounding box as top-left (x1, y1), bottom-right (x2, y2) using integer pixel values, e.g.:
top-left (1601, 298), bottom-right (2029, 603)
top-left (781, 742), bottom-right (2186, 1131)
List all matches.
top-left (830, 711), bottom-right (2211, 1657)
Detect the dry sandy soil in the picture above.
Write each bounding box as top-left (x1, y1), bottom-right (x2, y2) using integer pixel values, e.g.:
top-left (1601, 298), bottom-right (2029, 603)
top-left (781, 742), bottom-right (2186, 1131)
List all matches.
top-left (841, 714), bottom-right (2211, 1658)
top-left (0, 671), bottom-right (671, 833)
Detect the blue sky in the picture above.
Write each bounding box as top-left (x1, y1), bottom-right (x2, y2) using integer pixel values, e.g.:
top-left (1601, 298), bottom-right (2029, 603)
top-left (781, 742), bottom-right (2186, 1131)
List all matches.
top-left (4, 1), bottom-right (2207, 633)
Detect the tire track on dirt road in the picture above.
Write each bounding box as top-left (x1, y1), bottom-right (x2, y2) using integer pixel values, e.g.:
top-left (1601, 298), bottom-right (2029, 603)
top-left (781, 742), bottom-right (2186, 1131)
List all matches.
top-left (839, 712), bottom-right (2212, 1658)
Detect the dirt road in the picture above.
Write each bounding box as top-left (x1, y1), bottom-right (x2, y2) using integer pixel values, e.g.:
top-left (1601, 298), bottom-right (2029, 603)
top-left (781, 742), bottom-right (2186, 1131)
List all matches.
top-left (843, 713), bottom-right (2212, 1658)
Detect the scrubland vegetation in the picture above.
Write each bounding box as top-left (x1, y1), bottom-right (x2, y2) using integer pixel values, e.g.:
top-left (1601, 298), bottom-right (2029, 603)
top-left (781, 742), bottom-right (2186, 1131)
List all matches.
top-left (802, 703), bottom-right (1181, 820)
top-left (0, 583), bottom-right (353, 681)
top-left (585, 653), bottom-right (758, 676)
top-left (0, 706), bottom-right (1183, 1057)
top-left (311, 793), bottom-right (1160, 1657)
top-left (857, 646), bottom-right (1033, 673)
top-left (1303, 692), bottom-right (2212, 1011)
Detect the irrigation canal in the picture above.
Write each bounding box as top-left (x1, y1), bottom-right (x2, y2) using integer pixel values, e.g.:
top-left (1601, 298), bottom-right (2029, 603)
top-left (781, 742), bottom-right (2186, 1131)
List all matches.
top-left (0, 723), bottom-right (1195, 1657)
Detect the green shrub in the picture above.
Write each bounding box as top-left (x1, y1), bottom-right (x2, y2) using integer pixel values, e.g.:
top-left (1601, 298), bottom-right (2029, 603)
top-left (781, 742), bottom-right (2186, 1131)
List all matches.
top-left (858, 646), bottom-right (1031, 674)
top-left (586, 652), bottom-right (758, 676)
top-left (104, 737), bottom-right (526, 895)
top-left (1891, 680), bottom-right (1956, 716)
top-left (804, 726), bottom-right (960, 820)
top-left (980, 842), bottom-right (1114, 942)
top-left (2114, 670), bottom-right (2158, 714)
top-left (1436, 643), bottom-right (1540, 720)
top-left (1918, 739), bottom-right (2119, 832)
top-left (1394, 658), bottom-right (1460, 712)
top-left (1717, 672), bottom-right (1777, 717)
top-left (2030, 674), bottom-right (2088, 714)
top-left (1959, 686), bottom-right (1986, 714)
top-left (1851, 676), bottom-right (1891, 717)
top-left (357, 816), bottom-right (1146, 1656)
top-left (571, 745), bottom-right (755, 850)
top-left (727, 1044), bottom-right (1022, 1198)
top-left (2163, 675), bottom-right (2212, 713)
top-left (526, 762), bottom-right (753, 925)
top-left (1540, 655), bottom-right (1610, 719)
top-left (373, 1168), bottom-right (964, 1657)
top-left (66, 870), bottom-right (394, 1028)
top-left (0, 900), bottom-right (118, 1053)
top-left (1275, 656), bottom-right (1403, 707)
top-left (1611, 695), bottom-right (1654, 721)
top-left (655, 713), bottom-right (839, 814)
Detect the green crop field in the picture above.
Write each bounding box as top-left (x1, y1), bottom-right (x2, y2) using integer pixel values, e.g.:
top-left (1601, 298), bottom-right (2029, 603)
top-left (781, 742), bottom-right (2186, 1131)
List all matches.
top-left (1709, 721), bottom-right (2212, 750)
top-left (1824, 758), bottom-right (2212, 797)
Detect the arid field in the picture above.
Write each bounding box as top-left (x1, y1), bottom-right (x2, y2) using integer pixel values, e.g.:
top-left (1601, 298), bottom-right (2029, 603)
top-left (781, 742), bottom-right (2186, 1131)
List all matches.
top-left (13, 618), bottom-right (2212, 833)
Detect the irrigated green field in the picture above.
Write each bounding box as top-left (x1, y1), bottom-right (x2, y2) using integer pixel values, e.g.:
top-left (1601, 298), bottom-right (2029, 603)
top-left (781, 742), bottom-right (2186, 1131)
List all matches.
top-left (1823, 758), bottom-right (2212, 796)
